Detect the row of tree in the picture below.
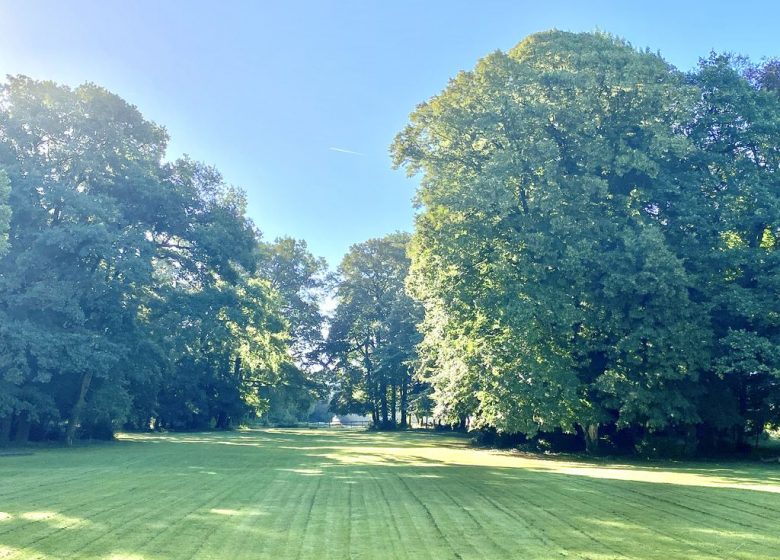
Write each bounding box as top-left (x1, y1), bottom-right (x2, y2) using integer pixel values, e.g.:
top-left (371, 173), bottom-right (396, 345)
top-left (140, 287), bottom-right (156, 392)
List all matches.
top-left (0, 75), bottom-right (425, 444)
top-left (325, 233), bottom-right (424, 428)
top-left (4, 31), bottom-right (780, 455)
top-left (0, 77), bottom-right (329, 443)
top-left (391, 31), bottom-right (780, 454)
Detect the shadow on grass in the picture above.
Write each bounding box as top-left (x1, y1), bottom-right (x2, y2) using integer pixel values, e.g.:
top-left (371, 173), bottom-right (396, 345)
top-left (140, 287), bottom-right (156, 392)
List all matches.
top-left (119, 428), bottom-right (470, 450)
top-left (114, 428), bottom-right (780, 491)
top-left (3, 429), bottom-right (778, 559)
top-left (1, 460), bottom-right (778, 560)
top-left (289, 436), bottom-right (780, 494)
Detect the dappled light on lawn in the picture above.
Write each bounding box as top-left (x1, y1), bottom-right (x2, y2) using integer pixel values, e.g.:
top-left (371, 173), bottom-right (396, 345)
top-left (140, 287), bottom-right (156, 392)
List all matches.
top-left (208, 508), bottom-right (267, 517)
top-left (19, 511), bottom-right (91, 528)
top-left (123, 429), bottom-right (780, 493)
top-left (324, 443), bottom-right (780, 491)
top-left (2, 428), bottom-right (777, 559)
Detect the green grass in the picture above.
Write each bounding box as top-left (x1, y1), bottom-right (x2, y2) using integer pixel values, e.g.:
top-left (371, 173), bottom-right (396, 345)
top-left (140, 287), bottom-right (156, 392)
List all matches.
top-left (1, 429), bottom-right (779, 560)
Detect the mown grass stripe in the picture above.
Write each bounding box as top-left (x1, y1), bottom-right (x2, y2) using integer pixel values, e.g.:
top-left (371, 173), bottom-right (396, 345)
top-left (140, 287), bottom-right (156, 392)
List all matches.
top-left (1, 429), bottom-right (779, 560)
top-left (395, 471), bottom-right (464, 560)
top-left (450, 470), bottom-right (565, 556)
top-left (518, 472), bottom-right (735, 558)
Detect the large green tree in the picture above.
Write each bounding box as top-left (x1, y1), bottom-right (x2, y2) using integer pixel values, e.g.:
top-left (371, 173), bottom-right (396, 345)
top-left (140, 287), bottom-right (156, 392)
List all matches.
top-left (143, 275), bottom-right (290, 431)
top-left (125, 158), bottom-right (291, 433)
top-left (393, 31), bottom-right (717, 451)
top-left (326, 233), bottom-right (422, 428)
top-left (0, 77), bottom-right (171, 443)
top-left (0, 77), bottom-right (291, 442)
top-left (681, 55), bottom-right (780, 448)
top-left (258, 237), bottom-right (329, 366)
top-left (256, 237), bottom-right (330, 424)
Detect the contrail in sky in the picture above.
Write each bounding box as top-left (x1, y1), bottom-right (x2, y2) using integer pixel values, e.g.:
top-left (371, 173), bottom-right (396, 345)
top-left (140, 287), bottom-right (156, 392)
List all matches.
top-left (329, 147), bottom-right (364, 156)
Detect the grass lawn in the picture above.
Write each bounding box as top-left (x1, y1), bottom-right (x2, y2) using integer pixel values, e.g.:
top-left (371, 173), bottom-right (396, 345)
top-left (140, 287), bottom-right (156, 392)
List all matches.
top-left (1, 429), bottom-right (779, 560)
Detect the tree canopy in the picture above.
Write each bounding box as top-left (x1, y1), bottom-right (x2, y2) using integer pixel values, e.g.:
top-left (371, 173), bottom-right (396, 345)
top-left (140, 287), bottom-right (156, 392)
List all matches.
top-left (0, 77), bottom-right (320, 442)
top-left (326, 233), bottom-right (424, 428)
top-left (3, 31), bottom-right (780, 456)
top-left (393, 31), bottom-right (780, 453)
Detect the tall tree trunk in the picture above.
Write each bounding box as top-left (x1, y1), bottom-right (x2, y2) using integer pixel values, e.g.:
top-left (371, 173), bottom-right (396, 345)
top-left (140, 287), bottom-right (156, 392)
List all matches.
top-left (390, 382), bottom-right (397, 426)
top-left (584, 423), bottom-right (599, 454)
top-left (400, 377), bottom-right (408, 429)
top-left (216, 411), bottom-right (230, 430)
top-left (66, 370), bottom-right (94, 446)
top-left (380, 381), bottom-right (389, 425)
top-left (14, 413), bottom-right (31, 443)
top-left (233, 356), bottom-right (242, 380)
top-left (737, 378), bottom-right (748, 447)
top-left (0, 416), bottom-right (11, 442)
top-left (363, 340), bottom-right (378, 427)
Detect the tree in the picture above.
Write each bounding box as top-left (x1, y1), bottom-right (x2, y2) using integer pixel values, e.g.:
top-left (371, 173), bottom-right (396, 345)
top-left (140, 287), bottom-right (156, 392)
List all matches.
top-left (0, 77), bottom-right (292, 442)
top-left (0, 77), bottom-right (171, 443)
top-left (393, 31), bottom-right (713, 450)
top-left (326, 233), bottom-right (422, 428)
top-left (256, 237), bottom-right (330, 423)
top-left (126, 158), bottom-right (290, 432)
top-left (146, 275), bottom-right (290, 431)
top-left (681, 55), bottom-right (780, 449)
top-left (258, 237), bottom-right (329, 365)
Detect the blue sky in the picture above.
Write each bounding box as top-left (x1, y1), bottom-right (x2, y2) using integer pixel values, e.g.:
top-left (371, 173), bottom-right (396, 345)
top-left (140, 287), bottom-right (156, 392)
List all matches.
top-left (1, 1), bottom-right (779, 267)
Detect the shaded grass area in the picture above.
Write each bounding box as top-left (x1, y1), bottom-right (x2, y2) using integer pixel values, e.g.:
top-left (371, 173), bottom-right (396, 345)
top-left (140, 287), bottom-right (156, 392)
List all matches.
top-left (1, 429), bottom-right (779, 559)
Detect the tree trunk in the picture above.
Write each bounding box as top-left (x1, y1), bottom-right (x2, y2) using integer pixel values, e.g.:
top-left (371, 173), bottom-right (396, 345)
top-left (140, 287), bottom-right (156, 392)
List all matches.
top-left (380, 381), bottom-right (389, 425)
top-left (0, 416), bottom-right (11, 442)
top-left (216, 411), bottom-right (230, 430)
top-left (66, 370), bottom-right (94, 446)
top-left (14, 413), bottom-right (31, 443)
top-left (584, 423), bottom-right (600, 454)
top-left (737, 378), bottom-right (748, 448)
top-left (233, 356), bottom-right (242, 380)
top-left (390, 382), bottom-right (397, 426)
top-left (400, 378), bottom-right (408, 428)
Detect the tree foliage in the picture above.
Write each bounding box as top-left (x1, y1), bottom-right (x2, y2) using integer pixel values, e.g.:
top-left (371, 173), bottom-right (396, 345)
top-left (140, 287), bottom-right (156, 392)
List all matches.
top-left (4, 32), bottom-right (780, 457)
top-left (326, 233), bottom-right (423, 428)
top-left (393, 31), bottom-right (780, 452)
top-left (0, 77), bottom-right (315, 442)
top-left (256, 237), bottom-right (331, 424)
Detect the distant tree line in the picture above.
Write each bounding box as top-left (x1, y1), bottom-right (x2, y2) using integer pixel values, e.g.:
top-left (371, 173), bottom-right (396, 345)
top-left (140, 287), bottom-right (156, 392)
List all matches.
top-left (392, 31), bottom-right (780, 455)
top-left (325, 233), bottom-right (426, 429)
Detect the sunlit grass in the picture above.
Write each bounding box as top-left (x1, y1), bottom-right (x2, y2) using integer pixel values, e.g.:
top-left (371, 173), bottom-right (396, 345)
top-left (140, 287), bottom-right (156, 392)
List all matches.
top-left (310, 441), bottom-right (780, 493)
top-left (1, 428), bottom-right (778, 559)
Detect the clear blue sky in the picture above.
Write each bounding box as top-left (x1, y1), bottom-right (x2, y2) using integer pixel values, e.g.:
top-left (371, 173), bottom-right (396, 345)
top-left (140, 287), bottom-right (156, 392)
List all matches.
top-left (1, 1), bottom-right (779, 266)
